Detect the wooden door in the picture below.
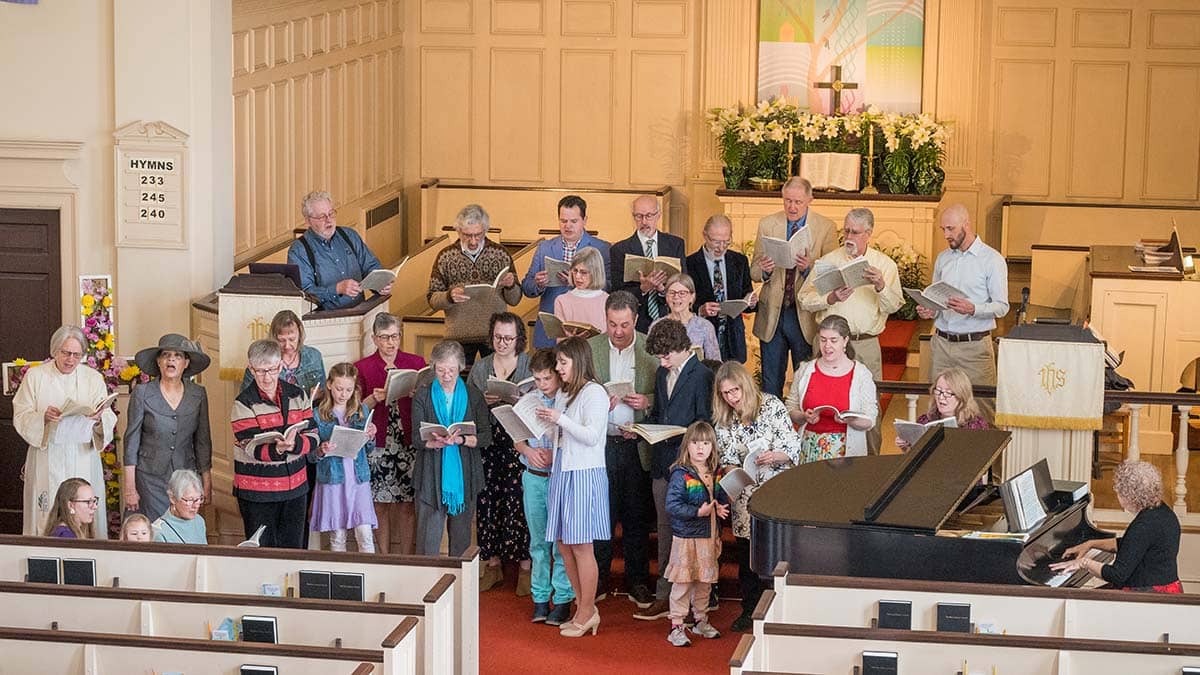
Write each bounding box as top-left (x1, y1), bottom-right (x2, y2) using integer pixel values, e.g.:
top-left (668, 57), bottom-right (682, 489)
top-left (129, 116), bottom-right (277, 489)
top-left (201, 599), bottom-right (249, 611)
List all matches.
top-left (0, 208), bottom-right (62, 532)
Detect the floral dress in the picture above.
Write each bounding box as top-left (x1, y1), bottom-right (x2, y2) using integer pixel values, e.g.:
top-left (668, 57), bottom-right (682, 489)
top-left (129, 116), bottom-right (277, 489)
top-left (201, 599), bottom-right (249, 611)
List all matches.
top-left (370, 405), bottom-right (416, 503)
top-left (714, 394), bottom-right (802, 539)
top-left (471, 354), bottom-right (531, 562)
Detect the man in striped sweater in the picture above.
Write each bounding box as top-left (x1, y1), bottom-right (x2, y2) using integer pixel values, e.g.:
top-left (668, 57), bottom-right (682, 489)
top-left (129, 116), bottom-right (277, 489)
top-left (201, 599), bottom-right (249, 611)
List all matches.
top-left (231, 339), bottom-right (319, 548)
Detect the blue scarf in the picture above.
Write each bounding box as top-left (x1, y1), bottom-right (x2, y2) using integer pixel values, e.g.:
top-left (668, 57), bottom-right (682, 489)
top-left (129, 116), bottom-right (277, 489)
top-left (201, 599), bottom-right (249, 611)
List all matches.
top-left (432, 378), bottom-right (469, 515)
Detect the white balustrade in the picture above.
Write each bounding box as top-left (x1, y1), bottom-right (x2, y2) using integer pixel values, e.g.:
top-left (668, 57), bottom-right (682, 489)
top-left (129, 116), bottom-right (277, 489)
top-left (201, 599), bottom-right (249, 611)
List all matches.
top-left (1126, 403), bottom-right (1143, 462)
top-left (905, 394), bottom-right (919, 422)
top-left (1175, 405), bottom-right (1191, 516)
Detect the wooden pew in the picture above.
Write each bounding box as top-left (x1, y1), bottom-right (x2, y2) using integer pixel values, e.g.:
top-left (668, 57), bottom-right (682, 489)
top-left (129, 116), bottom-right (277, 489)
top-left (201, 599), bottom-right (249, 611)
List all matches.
top-left (0, 624), bottom-right (394, 675)
top-left (0, 576), bottom-right (453, 675)
top-left (0, 535), bottom-right (477, 675)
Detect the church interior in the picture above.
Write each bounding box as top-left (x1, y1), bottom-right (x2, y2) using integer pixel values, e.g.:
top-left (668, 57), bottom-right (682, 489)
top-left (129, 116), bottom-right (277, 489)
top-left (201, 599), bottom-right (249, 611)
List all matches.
top-left (3, 0), bottom-right (1200, 673)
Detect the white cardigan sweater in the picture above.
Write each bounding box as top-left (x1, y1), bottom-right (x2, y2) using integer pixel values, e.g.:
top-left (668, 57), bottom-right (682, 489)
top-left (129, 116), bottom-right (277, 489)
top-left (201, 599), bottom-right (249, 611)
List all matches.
top-left (785, 359), bottom-right (878, 457)
top-left (555, 381), bottom-right (609, 472)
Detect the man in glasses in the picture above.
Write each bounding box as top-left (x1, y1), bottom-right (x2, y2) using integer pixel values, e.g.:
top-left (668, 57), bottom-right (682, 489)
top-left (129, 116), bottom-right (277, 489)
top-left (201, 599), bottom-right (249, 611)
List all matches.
top-left (686, 213), bottom-right (757, 363)
top-left (288, 190), bottom-right (391, 310)
top-left (608, 194), bottom-right (686, 332)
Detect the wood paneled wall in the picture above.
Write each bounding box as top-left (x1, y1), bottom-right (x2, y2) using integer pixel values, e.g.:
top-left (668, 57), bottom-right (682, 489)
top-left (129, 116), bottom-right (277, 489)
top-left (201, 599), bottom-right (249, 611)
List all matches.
top-left (231, 0), bottom-right (405, 266)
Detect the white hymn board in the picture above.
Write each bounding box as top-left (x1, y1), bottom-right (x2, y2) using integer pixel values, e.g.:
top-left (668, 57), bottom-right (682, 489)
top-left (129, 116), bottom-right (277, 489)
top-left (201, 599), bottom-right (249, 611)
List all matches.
top-left (113, 120), bottom-right (188, 249)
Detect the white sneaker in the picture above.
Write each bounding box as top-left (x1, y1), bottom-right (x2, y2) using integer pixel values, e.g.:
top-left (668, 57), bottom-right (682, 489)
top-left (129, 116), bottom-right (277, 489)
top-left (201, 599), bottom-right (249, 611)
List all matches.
top-left (690, 620), bottom-right (721, 639)
top-left (667, 625), bottom-right (692, 647)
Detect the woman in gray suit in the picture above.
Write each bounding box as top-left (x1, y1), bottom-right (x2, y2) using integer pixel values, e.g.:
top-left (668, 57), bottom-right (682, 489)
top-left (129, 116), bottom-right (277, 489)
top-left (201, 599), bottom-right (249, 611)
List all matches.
top-left (123, 334), bottom-right (213, 521)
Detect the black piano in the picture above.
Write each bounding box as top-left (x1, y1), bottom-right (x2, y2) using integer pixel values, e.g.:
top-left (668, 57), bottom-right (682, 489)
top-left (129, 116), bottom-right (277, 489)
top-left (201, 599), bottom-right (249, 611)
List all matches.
top-left (749, 426), bottom-right (1115, 586)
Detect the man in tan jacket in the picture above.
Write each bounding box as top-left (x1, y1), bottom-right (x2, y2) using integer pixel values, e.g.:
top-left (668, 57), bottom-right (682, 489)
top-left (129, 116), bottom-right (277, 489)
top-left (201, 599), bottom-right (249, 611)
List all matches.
top-left (750, 177), bottom-right (839, 397)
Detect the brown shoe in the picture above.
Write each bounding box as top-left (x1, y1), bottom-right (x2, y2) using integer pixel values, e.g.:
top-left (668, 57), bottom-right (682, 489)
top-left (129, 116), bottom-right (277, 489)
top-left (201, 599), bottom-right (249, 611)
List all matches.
top-left (632, 598), bottom-right (670, 621)
top-left (516, 568), bottom-right (532, 597)
top-left (480, 565), bottom-right (504, 592)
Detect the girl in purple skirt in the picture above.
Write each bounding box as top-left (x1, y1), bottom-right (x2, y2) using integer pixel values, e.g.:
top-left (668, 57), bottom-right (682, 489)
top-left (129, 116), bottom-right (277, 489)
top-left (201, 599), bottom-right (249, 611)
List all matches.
top-left (312, 363), bottom-right (379, 552)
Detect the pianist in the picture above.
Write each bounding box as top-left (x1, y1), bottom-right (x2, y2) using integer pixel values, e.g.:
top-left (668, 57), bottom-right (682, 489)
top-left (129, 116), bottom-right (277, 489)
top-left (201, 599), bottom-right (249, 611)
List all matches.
top-left (1051, 461), bottom-right (1181, 593)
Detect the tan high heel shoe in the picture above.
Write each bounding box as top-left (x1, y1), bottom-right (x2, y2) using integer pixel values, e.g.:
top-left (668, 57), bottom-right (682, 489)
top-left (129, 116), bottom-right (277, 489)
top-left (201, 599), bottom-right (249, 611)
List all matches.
top-left (559, 609), bottom-right (600, 637)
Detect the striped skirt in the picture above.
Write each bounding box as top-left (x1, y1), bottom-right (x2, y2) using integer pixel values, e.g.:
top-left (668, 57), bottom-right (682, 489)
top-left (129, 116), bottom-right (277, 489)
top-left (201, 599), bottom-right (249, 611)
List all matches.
top-left (544, 451), bottom-right (610, 545)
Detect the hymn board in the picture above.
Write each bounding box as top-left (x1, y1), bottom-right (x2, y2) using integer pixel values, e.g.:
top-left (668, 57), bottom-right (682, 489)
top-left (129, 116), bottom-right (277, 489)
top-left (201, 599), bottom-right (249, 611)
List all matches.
top-left (113, 120), bottom-right (188, 249)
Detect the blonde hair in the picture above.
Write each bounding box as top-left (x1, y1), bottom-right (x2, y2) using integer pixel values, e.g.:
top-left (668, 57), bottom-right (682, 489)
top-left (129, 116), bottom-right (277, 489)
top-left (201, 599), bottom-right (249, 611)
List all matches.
top-left (926, 368), bottom-right (982, 424)
top-left (120, 513), bottom-right (152, 541)
top-left (43, 477), bottom-right (95, 539)
top-left (671, 421), bottom-right (719, 474)
top-left (712, 361), bottom-right (762, 428)
top-left (318, 362), bottom-right (365, 423)
top-left (570, 247), bottom-right (607, 290)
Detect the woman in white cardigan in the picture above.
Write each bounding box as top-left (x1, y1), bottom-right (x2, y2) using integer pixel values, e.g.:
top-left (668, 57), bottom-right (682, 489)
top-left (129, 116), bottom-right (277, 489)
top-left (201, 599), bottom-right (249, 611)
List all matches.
top-left (785, 314), bottom-right (878, 461)
top-left (536, 337), bottom-right (610, 638)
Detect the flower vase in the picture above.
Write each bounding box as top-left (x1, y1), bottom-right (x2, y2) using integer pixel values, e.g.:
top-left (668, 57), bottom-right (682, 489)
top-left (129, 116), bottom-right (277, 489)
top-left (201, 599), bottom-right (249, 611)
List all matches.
top-left (882, 150), bottom-right (912, 194)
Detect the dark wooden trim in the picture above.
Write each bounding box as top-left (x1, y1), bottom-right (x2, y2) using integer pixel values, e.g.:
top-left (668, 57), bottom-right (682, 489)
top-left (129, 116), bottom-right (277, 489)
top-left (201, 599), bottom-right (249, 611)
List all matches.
top-left (751, 590), bottom-right (776, 621)
top-left (351, 664), bottom-right (375, 675)
top-left (1006, 255), bottom-right (1033, 265)
top-left (401, 314), bottom-right (446, 325)
top-left (421, 181), bottom-right (672, 197)
top-left (380, 616), bottom-right (420, 649)
top-left (717, 188), bottom-right (941, 202)
top-left (538, 228), bottom-right (600, 236)
top-left (0, 580), bottom-right (423, 615)
top-left (302, 293), bottom-right (390, 320)
top-left (728, 633), bottom-right (755, 668)
top-left (1030, 244), bottom-right (1091, 252)
top-left (873, 382), bottom-right (1200, 408)
top-left (0, 625), bottom-right (384, 662)
top-left (1003, 197), bottom-right (1200, 212)
top-left (0, 534), bottom-right (476, 568)
top-left (772, 561), bottom-right (790, 577)
top-left (423, 574), bottom-right (456, 604)
top-left (783, 573), bottom-right (1200, 607)
top-left (461, 545), bottom-right (480, 562)
top-left (762, 622), bottom-right (1200, 657)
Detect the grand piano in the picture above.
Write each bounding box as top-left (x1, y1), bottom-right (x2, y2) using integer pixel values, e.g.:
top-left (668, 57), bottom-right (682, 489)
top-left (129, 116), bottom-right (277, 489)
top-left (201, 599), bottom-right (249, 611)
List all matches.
top-left (749, 426), bottom-right (1115, 587)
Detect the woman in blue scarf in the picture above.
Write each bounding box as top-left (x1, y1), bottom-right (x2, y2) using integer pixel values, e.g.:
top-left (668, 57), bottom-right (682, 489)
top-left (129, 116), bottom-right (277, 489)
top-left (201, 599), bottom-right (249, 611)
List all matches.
top-left (411, 340), bottom-right (492, 556)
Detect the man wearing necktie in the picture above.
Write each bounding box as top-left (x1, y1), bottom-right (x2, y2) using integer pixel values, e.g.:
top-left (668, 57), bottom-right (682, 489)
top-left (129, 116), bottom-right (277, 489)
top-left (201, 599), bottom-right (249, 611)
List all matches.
top-left (608, 195), bottom-right (687, 333)
top-left (750, 177), bottom-right (839, 397)
top-left (687, 214), bottom-right (758, 362)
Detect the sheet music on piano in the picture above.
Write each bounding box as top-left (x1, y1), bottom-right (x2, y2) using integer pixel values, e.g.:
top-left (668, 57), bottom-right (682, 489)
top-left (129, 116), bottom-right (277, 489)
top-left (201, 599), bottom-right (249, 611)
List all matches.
top-left (1011, 469), bottom-right (1047, 531)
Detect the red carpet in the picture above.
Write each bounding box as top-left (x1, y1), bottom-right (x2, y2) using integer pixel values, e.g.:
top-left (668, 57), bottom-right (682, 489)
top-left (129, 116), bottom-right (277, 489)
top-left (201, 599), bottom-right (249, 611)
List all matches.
top-left (479, 565), bottom-right (741, 674)
top-left (878, 319), bottom-right (917, 410)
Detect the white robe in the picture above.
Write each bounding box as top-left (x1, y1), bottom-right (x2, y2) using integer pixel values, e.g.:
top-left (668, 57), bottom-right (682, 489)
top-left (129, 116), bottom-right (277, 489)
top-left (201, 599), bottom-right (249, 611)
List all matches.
top-left (12, 361), bottom-right (116, 538)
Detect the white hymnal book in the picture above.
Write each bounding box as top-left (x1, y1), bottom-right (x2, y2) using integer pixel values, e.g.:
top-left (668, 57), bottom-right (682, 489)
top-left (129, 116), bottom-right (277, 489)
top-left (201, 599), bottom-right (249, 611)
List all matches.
top-left (806, 404), bottom-right (872, 422)
top-left (719, 467), bottom-right (754, 502)
top-left (247, 421), bottom-right (310, 451)
top-left (325, 417), bottom-right (372, 458)
top-left (799, 152), bottom-right (861, 192)
top-left (903, 281), bottom-right (966, 312)
top-left (622, 255), bottom-right (681, 283)
top-left (462, 266), bottom-right (510, 300)
top-left (619, 423), bottom-right (686, 445)
top-left (603, 380), bottom-right (635, 399)
top-left (360, 257), bottom-right (408, 293)
top-left (740, 437), bottom-right (771, 483)
top-left (486, 376), bottom-right (537, 404)
top-left (718, 292), bottom-right (755, 318)
top-left (385, 366), bottom-right (430, 404)
top-left (58, 392), bottom-right (119, 419)
top-left (418, 421), bottom-right (477, 443)
top-left (543, 257), bottom-right (571, 287)
top-left (492, 392), bottom-right (553, 443)
top-left (52, 391), bottom-right (121, 442)
top-left (810, 256), bottom-right (872, 295)
top-left (759, 227), bottom-right (811, 270)
top-left (892, 416), bottom-right (957, 447)
top-left (538, 312), bottom-right (602, 340)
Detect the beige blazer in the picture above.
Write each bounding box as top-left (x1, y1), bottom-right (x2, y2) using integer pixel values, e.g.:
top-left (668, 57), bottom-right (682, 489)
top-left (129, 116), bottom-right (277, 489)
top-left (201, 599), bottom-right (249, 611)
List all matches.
top-left (750, 209), bottom-right (839, 343)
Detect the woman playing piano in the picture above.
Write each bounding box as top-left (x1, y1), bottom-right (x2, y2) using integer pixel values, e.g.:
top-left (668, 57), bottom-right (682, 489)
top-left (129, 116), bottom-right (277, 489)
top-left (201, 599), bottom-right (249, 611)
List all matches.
top-left (895, 367), bottom-right (990, 452)
top-left (1050, 461), bottom-right (1181, 593)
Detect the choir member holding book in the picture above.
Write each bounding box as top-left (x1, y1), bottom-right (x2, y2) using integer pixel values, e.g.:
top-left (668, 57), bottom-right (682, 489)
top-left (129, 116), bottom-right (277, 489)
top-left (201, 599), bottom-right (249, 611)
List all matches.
top-left (895, 367), bottom-right (989, 452)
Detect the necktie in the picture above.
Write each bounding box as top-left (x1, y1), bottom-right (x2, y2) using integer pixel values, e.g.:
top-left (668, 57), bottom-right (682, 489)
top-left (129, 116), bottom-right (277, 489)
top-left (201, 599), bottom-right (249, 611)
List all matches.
top-left (645, 238), bottom-right (660, 320)
top-left (713, 258), bottom-right (727, 351)
top-left (783, 221), bottom-right (801, 307)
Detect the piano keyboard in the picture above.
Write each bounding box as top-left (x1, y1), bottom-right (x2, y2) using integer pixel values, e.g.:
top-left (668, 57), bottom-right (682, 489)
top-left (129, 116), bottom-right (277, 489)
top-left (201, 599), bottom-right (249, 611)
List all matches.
top-left (1045, 549), bottom-right (1116, 587)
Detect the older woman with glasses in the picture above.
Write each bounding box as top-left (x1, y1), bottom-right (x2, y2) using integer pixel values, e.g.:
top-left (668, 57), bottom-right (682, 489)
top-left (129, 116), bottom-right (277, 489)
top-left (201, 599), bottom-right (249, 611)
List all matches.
top-left (14, 325), bottom-right (118, 537)
top-left (651, 273), bottom-right (720, 361)
top-left (152, 469), bottom-right (208, 544)
top-left (896, 367), bottom-right (989, 452)
top-left (355, 312), bottom-right (427, 554)
top-left (467, 312), bottom-right (534, 593)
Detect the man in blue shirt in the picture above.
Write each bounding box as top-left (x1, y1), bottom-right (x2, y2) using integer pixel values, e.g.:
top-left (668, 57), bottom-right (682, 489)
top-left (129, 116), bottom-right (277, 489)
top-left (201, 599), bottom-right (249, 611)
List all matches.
top-left (287, 191), bottom-right (389, 310)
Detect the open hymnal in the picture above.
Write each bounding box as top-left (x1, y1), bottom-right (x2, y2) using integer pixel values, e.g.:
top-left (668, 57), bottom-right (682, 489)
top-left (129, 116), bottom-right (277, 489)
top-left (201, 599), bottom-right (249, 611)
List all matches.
top-left (810, 256), bottom-right (872, 295)
top-left (739, 437), bottom-right (771, 483)
top-left (904, 281), bottom-right (966, 312)
top-left (247, 421), bottom-right (310, 451)
top-left (759, 227), bottom-right (811, 270)
top-left (619, 423), bottom-right (686, 445)
top-left (544, 257), bottom-right (571, 287)
top-left (384, 366), bottom-right (430, 404)
top-left (486, 375), bottom-right (537, 404)
top-left (718, 292), bottom-right (755, 318)
top-left (58, 392), bottom-right (119, 419)
top-left (538, 312), bottom-right (602, 340)
top-left (622, 255), bottom-right (681, 283)
top-left (238, 525), bottom-right (267, 548)
top-left (799, 152), bottom-right (861, 192)
top-left (360, 257), bottom-right (408, 293)
top-left (462, 266), bottom-right (511, 301)
top-left (418, 421), bottom-right (477, 442)
top-left (806, 404), bottom-right (872, 422)
top-left (603, 380), bottom-right (635, 399)
top-left (492, 392), bottom-right (554, 443)
top-left (892, 416), bottom-right (957, 447)
top-left (719, 467), bottom-right (754, 502)
top-left (325, 417), bottom-right (372, 458)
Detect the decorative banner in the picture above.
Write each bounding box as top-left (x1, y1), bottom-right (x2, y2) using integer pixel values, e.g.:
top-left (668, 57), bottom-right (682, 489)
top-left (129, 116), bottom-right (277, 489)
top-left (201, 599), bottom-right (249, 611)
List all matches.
top-left (217, 292), bottom-right (306, 380)
top-left (995, 338), bottom-right (1105, 431)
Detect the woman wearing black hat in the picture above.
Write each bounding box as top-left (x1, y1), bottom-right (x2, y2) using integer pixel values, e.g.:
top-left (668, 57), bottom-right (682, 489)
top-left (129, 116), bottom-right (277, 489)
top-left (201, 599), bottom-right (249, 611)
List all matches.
top-left (123, 334), bottom-right (213, 521)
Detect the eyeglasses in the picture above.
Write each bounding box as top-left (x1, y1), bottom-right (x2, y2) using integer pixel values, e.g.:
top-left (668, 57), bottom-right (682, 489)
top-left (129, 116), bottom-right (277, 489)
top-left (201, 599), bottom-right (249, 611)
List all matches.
top-left (374, 333), bottom-right (401, 342)
top-left (178, 496), bottom-right (203, 506)
top-left (493, 335), bottom-right (518, 344)
top-left (933, 388), bottom-right (957, 399)
top-left (58, 349), bottom-right (84, 360)
top-left (250, 365), bottom-right (281, 375)
top-left (633, 211), bottom-right (660, 222)
top-left (308, 209), bottom-right (336, 223)
top-left (666, 289), bottom-right (692, 297)
top-left (705, 237), bottom-right (732, 247)
top-left (71, 497), bottom-right (100, 507)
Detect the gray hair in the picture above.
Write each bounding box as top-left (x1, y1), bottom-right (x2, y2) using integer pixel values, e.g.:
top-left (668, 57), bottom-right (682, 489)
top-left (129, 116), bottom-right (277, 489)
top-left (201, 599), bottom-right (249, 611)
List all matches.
top-left (454, 204), bottom-right (491, 233)
top-left (703, 213), bottom-right (733, 233)
top-left (301, 190), bottom-right (334, 218)
top-left (246, 339), bottom-right (282, 367)
top-left (372, 312), bottom-right (402, 335)
top-left (782, 176), bottom-right (813, 197)
top-left (167, 469), bottom-right (203, 500)
top-left (50, 325), bottom-right (87, 355)
top-left (429, 340), bottom-right (466, 370)
top-left (845, 208), bottom-right (875, 232)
